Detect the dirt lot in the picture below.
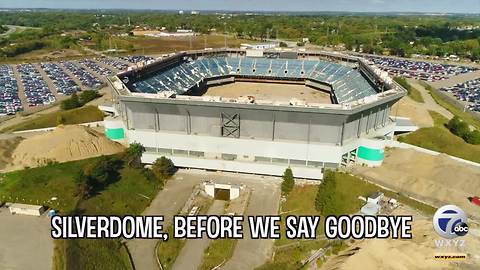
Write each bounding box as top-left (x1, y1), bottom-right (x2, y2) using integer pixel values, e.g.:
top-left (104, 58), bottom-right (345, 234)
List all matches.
top-left (7, 125), bottom-right (124, 171)
top-left (352, 148), bottom-right (480, 219)
top-left (391, 96), bottom-right (433, 127)
top-left (128, 35), bottom-right (251, 55)
top-left (0, 209), bottom-right (54, 270)
top-left (322, 206), bottom-right (480, 270)
top-left (205, 82), bottom-right (332, 104)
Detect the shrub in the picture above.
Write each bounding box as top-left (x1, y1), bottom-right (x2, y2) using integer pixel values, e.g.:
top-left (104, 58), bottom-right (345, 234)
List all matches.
top-left (61, 90), bottom-right (102, 111)
top-left (60, 92), bottom-right (81, 110)
top-left (80, 90), bottom-right (102, 105)
top-left (151, 156), bottom-right (176, 180)
top-left (447, 116), bottom-right (480, 145)
top-left (464, 130), bottom-right (480, 145)
top-left (281, 168), bottom-right (294, 195)
top-left (56, 114), bottom-right (66, 126)
top-left (447, 116), bottom-right (469, 138)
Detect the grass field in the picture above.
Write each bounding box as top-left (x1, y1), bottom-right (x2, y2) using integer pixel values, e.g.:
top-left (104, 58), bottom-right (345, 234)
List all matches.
top-left (256, 240), bottom-right (328, 270)
top-left (399, 111), bottom-right (480, 163)
top-left (0, 158), bottom-right (94, 213)
top-left (1, 105), bottom-right (104, 132)
top-left (0, 154), bottom-right (163, 270)
top-left (200, 239), bottom-right (238, 270)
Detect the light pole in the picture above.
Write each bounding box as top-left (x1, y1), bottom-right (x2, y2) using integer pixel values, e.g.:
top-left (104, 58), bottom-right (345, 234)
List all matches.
top-left (224, 22), bottom-right (227, 48)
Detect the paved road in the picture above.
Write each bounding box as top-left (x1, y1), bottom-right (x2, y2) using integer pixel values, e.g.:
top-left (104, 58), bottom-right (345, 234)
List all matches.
top-left (0, 210), bottom-right (53, 270)
top-left (0, 25), bottom-right (32, 36)
top-left (222, 175), bottom-right (281, 270)
top-left (128, 170), bottom-right (281, 270)
top-left (10, 64), bottom-right (29, 113)
top-left (127, 174), bottom-right (202, 270)
top-left (172, 200), bottom-right (226, 270)
top-left (407, 79), bottom-right (454, 120)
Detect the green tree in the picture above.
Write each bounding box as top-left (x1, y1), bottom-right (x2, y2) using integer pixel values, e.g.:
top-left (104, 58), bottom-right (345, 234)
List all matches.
top-left (281, 167), bottom-right (294, 195)
top-left (151, 156), bottom-right (176, 180)
top-left (81, 156), bottom-right (123, 197)
top-left (315, 170), bottom-right (337, 215)
top-left (124, 142), bottom-right (145, 168)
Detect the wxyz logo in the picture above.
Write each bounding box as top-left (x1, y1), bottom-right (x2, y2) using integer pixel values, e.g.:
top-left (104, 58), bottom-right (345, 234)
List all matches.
top-left (434, 239), bottom-right (465, 248)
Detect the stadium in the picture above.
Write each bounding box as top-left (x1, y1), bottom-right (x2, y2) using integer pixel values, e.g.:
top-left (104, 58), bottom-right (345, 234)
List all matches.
top-left (106, 48), bottom-right (406, 179)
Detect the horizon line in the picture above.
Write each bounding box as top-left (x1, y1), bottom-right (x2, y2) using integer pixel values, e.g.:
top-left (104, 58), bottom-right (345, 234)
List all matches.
top-left (0, 7), bottom-right (479, 15)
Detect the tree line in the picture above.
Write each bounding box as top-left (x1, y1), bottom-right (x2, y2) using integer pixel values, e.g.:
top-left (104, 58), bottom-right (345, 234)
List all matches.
top-left (1, 11), bottom-right (479, 60)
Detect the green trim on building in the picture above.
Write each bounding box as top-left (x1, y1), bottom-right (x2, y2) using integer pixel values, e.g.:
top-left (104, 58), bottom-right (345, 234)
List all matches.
top-left (106, 128), bottom-right (125, 140)
top-left (357, 146), bottom-right (384, 161)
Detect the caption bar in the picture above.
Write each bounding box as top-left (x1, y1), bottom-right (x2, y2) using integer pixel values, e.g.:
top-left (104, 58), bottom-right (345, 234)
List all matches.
top-left (51, 215), bottom-right (413, 240)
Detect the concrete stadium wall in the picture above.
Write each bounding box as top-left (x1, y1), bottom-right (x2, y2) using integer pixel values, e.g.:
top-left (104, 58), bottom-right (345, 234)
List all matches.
top-left (122, 100), bottom-right (393, 145)
top-left (142, 152), bottom-right (325, 179)
top-left (128, 130), bottom-right (344, 164)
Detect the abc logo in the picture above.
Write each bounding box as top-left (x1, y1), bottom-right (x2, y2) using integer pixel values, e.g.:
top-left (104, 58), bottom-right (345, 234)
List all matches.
top-left (453, 222), bottom-right (469, 236)
top-left (433, 205), bottom-right (469, 239)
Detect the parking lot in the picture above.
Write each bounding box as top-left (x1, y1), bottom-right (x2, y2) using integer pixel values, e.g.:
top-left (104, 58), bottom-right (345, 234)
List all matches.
top-left (95, 57), bottom-right (129, 71)
top-left (16, 64), bottom-right (56, 107)
top-left (120, 55), bottom-right (155, 64)
top-left (79, 58), bottom-right (114, 76)
top-left (0, 56), bottom-right (148, 116)
top-left (365, 55), bottom-right (478, 81)
top-left (441, 78), bottom-right (480, 113)
top-left (0, 65), bottom-right (22, 116)
top-left (40, 62), bottom-right (80, 95)
top-left (61, 61), bottom-right (102, 89)
top-left (0, 209), bottom-right (53, 270)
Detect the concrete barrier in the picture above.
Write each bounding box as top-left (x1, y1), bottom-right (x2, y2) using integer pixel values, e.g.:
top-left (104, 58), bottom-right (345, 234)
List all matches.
top-left (12, 121), bottom-right (104, 134)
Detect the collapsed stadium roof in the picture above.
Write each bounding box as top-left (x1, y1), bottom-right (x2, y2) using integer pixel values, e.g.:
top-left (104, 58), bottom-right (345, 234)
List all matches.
top-left (110, 48), bottom-right (406, 112)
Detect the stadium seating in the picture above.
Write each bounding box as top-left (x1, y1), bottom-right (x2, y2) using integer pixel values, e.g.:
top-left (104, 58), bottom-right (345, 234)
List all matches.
top-left (130, 57), bottom-right (378, 103)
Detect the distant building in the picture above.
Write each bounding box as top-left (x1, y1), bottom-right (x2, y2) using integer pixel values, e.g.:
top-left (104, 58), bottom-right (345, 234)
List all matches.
top-left (240, 43), bottom-right (278, 50)
top-left (132, 29), bottom-right (196, 37)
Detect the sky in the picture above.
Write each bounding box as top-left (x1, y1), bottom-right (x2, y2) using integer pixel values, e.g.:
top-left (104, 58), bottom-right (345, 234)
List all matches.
top-left (0, 0), bottom-right (479, 13)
